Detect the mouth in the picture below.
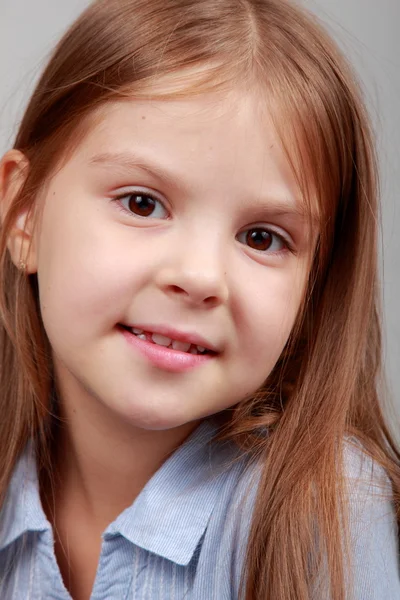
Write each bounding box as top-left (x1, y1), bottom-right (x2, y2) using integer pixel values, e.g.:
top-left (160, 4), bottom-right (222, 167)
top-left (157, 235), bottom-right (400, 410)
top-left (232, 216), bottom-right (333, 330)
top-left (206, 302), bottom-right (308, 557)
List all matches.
top-left (119, 325), bottom-right (217, 356)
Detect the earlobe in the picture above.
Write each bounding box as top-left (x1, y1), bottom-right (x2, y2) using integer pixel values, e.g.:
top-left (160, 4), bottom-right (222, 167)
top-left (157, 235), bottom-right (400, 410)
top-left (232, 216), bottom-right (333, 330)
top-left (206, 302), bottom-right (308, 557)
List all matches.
top-left (0, 150), bottom-right (37, 274)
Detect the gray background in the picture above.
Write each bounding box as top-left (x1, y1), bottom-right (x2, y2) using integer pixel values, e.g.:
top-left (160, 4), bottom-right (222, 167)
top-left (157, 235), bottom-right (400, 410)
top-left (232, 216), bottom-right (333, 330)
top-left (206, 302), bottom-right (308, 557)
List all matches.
top-left (0, 0), bottom-right (399, 417)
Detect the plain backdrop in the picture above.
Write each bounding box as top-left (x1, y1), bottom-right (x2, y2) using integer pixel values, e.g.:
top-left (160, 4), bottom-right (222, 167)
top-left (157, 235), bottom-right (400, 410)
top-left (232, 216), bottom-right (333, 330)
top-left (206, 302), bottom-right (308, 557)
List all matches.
top-left (0, 0), bottom-right (399, 420)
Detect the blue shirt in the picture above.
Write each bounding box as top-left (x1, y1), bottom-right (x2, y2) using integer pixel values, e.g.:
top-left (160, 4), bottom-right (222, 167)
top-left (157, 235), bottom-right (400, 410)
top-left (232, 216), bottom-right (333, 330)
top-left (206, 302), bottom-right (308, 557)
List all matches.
top-left (0, 419), bottom-right (399, 599)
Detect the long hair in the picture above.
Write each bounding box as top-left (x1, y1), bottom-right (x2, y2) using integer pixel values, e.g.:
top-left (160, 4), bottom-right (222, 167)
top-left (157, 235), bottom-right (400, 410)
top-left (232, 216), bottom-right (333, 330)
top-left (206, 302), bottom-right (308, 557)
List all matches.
top-left (0, 1), bottom-right (398, 599)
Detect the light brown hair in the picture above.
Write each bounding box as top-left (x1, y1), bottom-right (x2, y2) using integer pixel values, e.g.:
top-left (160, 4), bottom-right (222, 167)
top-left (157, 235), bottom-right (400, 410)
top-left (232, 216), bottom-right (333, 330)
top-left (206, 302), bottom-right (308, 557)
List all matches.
top-left (0, 1), bottom-right (399, 599)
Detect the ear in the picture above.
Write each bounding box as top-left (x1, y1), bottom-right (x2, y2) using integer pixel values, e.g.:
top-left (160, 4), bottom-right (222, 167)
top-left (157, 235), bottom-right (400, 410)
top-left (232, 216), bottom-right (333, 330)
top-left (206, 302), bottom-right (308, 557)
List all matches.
top-left (0, 149), bottom-right (37, 274)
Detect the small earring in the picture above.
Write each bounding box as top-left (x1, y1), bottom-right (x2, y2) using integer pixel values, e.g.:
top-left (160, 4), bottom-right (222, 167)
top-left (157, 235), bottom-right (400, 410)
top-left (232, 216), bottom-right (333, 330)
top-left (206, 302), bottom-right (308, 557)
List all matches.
top-left (18, 259), bottom-right (27, 272)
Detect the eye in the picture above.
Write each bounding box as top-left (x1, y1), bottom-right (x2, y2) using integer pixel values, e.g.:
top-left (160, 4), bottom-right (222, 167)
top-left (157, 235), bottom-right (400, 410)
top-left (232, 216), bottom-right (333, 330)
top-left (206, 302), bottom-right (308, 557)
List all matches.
top-left (116, 191), bottom-right (168, 219)
top-left (237, 227), bottom-right (289, 253)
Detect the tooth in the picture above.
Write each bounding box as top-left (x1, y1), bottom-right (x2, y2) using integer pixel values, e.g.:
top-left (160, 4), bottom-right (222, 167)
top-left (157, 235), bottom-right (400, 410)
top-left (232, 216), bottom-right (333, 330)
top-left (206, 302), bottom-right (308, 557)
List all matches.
top-left (137, 334), bottom-right (147, 341)
top-left (197, 346), bottom-right (206, 353)
top-left (152, 334), bottom-right (172, 347)
top-left (172, 340), bottom-right (191, 352)
top-left (189, 346), bottom-right (198, 354)
top-left (132, 328), bottom-right (144, 335)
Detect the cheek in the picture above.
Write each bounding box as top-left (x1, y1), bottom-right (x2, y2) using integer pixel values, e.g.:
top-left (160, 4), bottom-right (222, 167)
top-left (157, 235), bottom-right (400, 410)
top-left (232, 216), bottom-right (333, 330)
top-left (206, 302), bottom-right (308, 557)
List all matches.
top-left (35, 194), bottom-right (137, 337)
top-left (237, 265), bottom-right (306, 369)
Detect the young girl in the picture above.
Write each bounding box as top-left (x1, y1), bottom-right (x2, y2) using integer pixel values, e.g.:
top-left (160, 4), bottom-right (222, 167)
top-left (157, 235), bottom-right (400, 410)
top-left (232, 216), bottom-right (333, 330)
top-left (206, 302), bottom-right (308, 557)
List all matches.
top-left (0, 0), bottom-right (399, 598)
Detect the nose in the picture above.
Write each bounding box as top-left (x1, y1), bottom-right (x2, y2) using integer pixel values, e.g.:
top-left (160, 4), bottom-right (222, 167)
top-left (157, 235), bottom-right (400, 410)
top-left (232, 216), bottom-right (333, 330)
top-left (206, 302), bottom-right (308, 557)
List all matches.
top-left (155, 234), bottom-right (229, 309)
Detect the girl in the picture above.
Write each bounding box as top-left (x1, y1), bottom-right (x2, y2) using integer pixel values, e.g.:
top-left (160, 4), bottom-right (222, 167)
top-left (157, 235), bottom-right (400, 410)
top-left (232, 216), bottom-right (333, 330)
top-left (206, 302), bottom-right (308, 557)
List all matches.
top-left (0, 0), bottom-right (398, 598)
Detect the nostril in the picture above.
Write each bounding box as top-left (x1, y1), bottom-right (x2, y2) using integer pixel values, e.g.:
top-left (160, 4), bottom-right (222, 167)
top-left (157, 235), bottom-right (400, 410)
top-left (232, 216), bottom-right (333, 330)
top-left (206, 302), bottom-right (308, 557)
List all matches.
top-left (162, 276), bottom-right (227, 306)
top-left (169, 284), bottom-right (219, 306)
top-left (169, 284), bottom-right (187, 296)
top-left (203, 296), bottom-right (220, 308)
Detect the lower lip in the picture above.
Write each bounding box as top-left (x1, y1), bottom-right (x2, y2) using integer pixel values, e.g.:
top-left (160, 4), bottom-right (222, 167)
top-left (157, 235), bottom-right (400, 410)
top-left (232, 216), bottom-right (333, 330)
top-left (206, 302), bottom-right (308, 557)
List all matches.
top-left (120, 328), bottom-right (215, 373)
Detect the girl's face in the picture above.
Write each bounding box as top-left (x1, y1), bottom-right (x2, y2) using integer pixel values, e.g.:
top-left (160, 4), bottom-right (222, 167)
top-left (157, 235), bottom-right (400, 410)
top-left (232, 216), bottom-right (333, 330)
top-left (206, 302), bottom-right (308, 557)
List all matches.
top-left (31, 90), bottom-right (314, 430)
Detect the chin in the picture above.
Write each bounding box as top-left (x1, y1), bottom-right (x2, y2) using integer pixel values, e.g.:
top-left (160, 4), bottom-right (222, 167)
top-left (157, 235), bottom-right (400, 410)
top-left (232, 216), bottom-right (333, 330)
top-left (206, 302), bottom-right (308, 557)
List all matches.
top-left (117, 401), bottom-right (200, 432)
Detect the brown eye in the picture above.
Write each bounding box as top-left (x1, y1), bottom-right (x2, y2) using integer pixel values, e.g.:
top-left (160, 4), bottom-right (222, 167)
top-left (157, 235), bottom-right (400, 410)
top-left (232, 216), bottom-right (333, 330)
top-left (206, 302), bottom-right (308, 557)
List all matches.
top-left (246, 229), bottom-right (273, 251)
top-left (237, 228), bottom-right (286, 253)
top-left (119, 193), bottom-right (168, 218)
top-left (128, 194), bottom-right (156, 216)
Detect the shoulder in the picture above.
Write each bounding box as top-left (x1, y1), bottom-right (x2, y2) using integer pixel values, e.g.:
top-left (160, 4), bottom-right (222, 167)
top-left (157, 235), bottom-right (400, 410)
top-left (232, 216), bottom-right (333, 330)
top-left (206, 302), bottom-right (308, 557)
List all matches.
top-left (343, 438), bottom-right (392, 488)
top-left (222, 439), bottom-right (400, 599)
top-left (341, 439), bottom-right (400, 599)
top-left (201, 435), bottom-right (400, 599)
top-left (342, 439), bottom-right (396, 521)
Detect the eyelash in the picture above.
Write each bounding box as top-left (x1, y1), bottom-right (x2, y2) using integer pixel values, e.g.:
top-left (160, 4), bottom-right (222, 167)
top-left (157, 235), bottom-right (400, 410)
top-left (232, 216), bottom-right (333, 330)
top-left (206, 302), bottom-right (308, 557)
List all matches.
top-left (237, 227), bottom-right (294, 256)
top-left (111, 191), bottom-right (294, 256)
top-left (114, 190), bottom-right (169, 220)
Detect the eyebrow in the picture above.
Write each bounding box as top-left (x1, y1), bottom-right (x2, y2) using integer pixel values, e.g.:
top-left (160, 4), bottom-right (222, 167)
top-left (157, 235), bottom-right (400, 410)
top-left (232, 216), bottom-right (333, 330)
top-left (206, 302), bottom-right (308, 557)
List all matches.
top-left (88, 150), bottom-right (313, 222)
top-left (88, 151), bottom-right (183, 191)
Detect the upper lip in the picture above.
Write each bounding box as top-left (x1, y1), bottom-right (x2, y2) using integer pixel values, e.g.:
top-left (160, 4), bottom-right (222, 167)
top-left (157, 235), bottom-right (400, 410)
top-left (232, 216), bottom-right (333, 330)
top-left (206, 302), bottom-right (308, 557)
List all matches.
top-left (122, 323), bottom-right (220, 353)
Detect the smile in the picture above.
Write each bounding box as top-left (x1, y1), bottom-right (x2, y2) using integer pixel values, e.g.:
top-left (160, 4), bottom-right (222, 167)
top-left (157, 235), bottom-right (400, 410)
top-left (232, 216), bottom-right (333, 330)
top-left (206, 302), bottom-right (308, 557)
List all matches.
top-left (128, 327), bottom-right (211, 355)
top-left (119, 324), bottom-right (217, 373)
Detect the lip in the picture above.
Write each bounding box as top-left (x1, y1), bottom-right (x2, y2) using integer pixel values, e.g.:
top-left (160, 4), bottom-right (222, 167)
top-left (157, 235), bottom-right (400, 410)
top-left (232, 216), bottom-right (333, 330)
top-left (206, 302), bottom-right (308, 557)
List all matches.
top-left (120, 327), bottom-right (216, 373)
top-left (123, 323), bottom-right (220, 354)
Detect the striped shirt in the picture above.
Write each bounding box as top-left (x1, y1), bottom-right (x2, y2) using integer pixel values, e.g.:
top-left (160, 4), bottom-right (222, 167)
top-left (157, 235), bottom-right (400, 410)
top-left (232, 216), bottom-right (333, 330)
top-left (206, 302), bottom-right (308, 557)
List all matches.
top-left (0, 419), bottom-right (399, 599)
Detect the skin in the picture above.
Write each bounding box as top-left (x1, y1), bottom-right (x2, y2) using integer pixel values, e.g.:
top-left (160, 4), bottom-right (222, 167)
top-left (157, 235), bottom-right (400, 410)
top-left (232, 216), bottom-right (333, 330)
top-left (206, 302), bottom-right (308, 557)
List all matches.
top-left (1, 89), bottom-right (314, 599)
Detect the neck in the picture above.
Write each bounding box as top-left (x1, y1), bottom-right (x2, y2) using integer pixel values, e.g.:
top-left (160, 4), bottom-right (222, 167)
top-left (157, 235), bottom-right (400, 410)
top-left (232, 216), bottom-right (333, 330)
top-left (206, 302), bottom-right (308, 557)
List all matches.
top-left (43, 376), bottom-right (200, 532)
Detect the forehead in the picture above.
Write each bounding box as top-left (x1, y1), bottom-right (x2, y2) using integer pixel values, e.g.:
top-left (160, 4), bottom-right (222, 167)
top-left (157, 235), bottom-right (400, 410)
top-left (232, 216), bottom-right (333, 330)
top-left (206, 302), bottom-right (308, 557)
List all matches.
top-left (84, 91), bottom-right (276, 152)
top-left (73, 92), bottom-right (300, 196)
top-left (83, 92), bottom-right (322, 228)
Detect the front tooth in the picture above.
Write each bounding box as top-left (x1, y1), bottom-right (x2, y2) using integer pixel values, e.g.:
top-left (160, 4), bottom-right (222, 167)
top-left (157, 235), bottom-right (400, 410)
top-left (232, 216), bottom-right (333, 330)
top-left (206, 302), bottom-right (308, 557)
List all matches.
top-left (132, 328), bottom-right (144, 335)
top-left (172, 340), bottom-right (191, 352)
top-left (152, 334), bottom-right (172, 347)
top-left (189, 346), bottom-right (199, 354)
top-left (137, 334), bottom-right (147, 341)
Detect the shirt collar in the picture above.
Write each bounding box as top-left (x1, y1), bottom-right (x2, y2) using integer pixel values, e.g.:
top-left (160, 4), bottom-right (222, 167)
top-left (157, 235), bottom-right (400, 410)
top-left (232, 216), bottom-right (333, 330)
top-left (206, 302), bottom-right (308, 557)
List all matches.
top-left (106, 419), bottom-right (240, 565)
top-left (0, 441), bottom-right (51, 551)
top-left (0, 419), bottom-right (240, 565)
